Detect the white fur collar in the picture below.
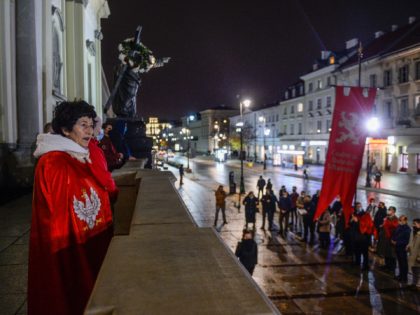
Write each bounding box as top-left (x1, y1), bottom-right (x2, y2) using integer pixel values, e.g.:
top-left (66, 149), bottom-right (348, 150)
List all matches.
top-left (33, 133), bottom-right (91, 163)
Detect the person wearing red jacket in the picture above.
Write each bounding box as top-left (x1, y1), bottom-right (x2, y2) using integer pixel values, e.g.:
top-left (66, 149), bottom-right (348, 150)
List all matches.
top-left (350, 202), bottom-right (376, 271)
top-left (377, 206), bottom-right (399, 272)
top-left (29, 101), bottom-right (114, 315)
top-left (99, 122), bottom-right (124, 171)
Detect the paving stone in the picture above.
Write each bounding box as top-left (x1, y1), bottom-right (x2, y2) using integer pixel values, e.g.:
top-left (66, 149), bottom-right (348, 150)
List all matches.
top-left (0, 264), bottom-right (27, 294)
top-left (0, 294), bottom-right (26, 315)
top-left (0, 244), bottom-right (28, 265)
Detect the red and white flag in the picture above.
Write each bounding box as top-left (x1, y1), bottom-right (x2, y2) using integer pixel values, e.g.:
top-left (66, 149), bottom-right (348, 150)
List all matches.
top-left (314, 86), bottom-right (377, 225)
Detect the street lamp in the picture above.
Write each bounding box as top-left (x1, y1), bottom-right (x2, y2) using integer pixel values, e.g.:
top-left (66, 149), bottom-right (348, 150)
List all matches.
top-left (239, 99), bottom-right (251, 194)
top-left (365, 117), bottom-right (380, 187)
top-left (259, 116), bottom-right (269, 170)
top-left (186, 115), bottom-right (195, 170)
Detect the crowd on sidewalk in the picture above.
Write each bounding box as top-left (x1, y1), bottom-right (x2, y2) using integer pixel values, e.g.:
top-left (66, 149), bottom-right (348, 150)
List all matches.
top-left (213, 175), bottom-right (420, 289)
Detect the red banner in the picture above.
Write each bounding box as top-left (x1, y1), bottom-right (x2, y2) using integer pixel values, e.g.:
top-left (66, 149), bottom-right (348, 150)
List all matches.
top-left (315, 86), bottom-right (377, 225)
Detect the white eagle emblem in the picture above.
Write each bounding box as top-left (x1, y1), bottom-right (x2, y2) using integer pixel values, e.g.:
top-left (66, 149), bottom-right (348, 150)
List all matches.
top-left (335, 111), bottom-right (362, 145)
top-left (73, 187), bottom-right (101, 229)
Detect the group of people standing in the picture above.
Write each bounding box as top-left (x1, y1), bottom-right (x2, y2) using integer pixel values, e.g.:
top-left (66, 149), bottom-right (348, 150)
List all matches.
top-left (215, 176), bottom-right (420, 288)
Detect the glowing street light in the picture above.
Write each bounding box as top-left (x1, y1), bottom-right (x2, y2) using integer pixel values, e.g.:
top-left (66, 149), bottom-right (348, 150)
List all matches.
top-left (238, 99), bottom-right (251, 198)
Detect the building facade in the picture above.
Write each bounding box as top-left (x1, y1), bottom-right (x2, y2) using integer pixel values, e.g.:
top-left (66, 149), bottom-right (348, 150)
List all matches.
top-left (229, 17), bottom-right (420, 174)
top-left (178, 106), bottom-right (239, 156)
top-left (0, 0), bottom-right (110, 186)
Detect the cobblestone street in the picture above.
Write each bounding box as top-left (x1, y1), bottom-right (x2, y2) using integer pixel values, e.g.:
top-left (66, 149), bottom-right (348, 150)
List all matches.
top-left (173, 160), bottom-right (420, 315)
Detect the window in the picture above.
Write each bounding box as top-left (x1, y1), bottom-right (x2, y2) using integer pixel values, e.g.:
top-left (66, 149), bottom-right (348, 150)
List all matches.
top-left (317, 79), bottom-right (322, 89)
top-left (285, 91), bottom-right (289, 99)
top-left (291, 105), bottom-right (295, 114)
top-left (298, 122), bottom-right (302, 135)
top-left (416, 61), bottom-right (420, 80)
top-left (308, 100), bottom-right (313, 111)
top-left (290, 124), bottom-right (294, 135)
top-left (384, 70), bottom-right (392, 86)
top-left (308, 121), bottom-right (314, 134)
top-left (398, 65), bottom-right (409, 83)
top-left (399, 98), bottom-right (409, 118)
top-left (386, 101), bottom-right (393, 118)
top-left (317, 98), bottom-right (322, 109)
top-left (297, 103), bottom-right (303, 112)
top-left (292, 89), bottom-right (296, 98)
top-left (299, 85), bottom-right (304, 94)
top-left (415, 95), bottom-right (420, 114)
top-left (276, 114), bottom-right (279, 121)
top-left (369, 74), bottom-right (377, 88)
top-left (317, 121), bottom-right (322, 133)
top-left (308, 82), bottom-right (313, 93)
top-left (327, 76), bottom-right (331, 86)
top-left (326, 96), bottom-right (332, 108)
top-left (283, 106), bottom-right (287, 115)
top-left (283, 125), bottom-right (287, 135)
top-left (326, 120), bottom-right (331, 132)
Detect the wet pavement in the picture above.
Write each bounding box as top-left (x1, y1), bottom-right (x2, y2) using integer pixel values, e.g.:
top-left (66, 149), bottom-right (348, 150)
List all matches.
top-left (171, 159), bottom-right (420, 315)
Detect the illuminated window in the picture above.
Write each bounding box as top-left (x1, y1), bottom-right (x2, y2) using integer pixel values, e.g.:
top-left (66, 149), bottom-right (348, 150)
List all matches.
top-left (297, 103), bottom-right (303, 112)
top-left (329, 56), bottom-right (335, 64)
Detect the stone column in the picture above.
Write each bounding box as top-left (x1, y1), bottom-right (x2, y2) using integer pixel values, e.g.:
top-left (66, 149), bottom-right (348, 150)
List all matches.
top-left (12, 0), bottom-right (42, 186)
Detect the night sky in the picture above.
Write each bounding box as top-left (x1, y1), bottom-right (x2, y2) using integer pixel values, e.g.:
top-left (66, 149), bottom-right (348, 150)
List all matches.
top-left (101, 0), bottom-right (420, 120)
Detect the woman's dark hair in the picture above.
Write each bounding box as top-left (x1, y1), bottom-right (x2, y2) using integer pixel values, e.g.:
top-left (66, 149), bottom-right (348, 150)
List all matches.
top-left (52, 100), bottom-right (97, 136)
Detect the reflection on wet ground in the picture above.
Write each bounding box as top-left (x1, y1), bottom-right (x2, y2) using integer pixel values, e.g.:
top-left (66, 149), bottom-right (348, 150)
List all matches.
top-left (172, 162), bottom-right (420, 315)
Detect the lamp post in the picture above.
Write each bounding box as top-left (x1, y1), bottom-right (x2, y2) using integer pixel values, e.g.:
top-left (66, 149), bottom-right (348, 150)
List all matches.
top-left (239, 99), bottom-right (251, 194)
top-left (365, 117), bottom-right (379, 188)
top-left (186, 115), bottom-right (195, 170)
top-left (259, 116), bottom-right (268, 170)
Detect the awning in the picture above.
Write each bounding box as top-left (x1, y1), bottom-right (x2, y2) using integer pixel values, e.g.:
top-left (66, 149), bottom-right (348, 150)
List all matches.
top-left (407, 143), bottom-right (420, 154)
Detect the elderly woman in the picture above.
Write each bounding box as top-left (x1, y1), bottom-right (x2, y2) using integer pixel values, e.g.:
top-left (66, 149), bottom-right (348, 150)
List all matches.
top-left (28, 101), bottom-right (114, 315)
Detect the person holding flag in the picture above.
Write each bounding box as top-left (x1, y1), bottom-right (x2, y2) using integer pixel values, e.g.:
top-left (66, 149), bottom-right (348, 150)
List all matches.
top-left (350, 202), bottom-right (377, 271)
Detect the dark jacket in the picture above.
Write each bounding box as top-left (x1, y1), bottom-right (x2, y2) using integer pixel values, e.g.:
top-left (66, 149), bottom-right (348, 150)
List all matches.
top-left (373, 207), bottom-right (387, 230)
top-left (235, 239), bottom-right (258, 270)
top-left (331, 200), bottom-right (342, 215)
top-left (392, 224), bottom-right (411, 248)
top-left (243, 195), bottom-right (259, 222)
top-left (278, 196), bottom-right (292, 211)
top-left (257, 178), bottom-right (266, 189)
top-left (261, 193), bottom-right (277, 213)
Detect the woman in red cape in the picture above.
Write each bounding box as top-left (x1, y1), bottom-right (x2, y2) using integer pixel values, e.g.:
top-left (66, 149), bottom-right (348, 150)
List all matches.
top-left (28, 101), bottom-right (115, 315)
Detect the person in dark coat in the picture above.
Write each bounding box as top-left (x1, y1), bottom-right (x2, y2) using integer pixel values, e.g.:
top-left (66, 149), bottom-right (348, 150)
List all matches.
top-left (373, 202), bottom-right (387, 232)
top-left (179, 164), bottom-right (184, 185)
top-left (278, 191), bottom-right (292, 235)
top-left (392, 215), bottom-right (411, 282)
top-left (256, 176), bottom-right (266, 199)
top-left (243, 191), bottom-right (259, 229)
top-left (266, 179), bottom-right (273, 193)
top-left (302, 195), bottom-right (315, 244)
top-left (289, 186), bottom-right (299, 231)
top-left (235, 229), bottom-right (258, 275)
top-left (377, 206), bottom-right (398, 272)
top-left (331, 195), bottom-right (343, 239)
top-left (260, 189), bottom-right (277, 230)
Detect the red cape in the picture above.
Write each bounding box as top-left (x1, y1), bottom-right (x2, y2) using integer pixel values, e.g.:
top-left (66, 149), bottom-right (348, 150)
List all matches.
top-left (383, 216), bottom-right (399, 240)
top-left (28, 151), bottom-right (113, 315)
top-left (358, 212), bottom-right (377, 239)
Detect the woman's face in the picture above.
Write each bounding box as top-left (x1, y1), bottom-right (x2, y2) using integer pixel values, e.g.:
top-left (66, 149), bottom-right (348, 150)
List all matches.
top-left (64, 116), bottom-right (94, 148)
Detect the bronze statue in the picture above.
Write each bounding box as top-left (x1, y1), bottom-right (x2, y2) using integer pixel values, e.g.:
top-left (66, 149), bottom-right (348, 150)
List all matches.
top-left (104, 26), bottom-right (169, 118)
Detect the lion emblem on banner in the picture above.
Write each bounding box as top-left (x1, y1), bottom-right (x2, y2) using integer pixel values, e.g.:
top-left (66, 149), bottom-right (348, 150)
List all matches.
top-left (335, 111), bottom-right (362, 145)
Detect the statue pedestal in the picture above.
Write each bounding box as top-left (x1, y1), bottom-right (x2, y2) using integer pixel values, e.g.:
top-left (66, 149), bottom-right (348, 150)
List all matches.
top-left (109, 118), bottom-right (153, 169)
